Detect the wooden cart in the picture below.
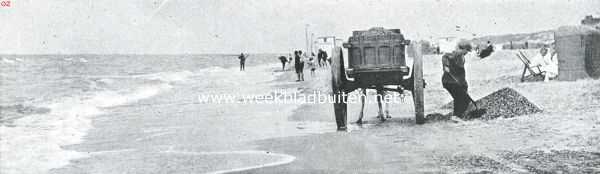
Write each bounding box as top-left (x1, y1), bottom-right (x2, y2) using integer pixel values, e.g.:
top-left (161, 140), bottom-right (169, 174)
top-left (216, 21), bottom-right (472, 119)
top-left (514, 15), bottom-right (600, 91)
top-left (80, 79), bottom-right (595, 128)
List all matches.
top-left (330, 27), bottom-right (425, 130)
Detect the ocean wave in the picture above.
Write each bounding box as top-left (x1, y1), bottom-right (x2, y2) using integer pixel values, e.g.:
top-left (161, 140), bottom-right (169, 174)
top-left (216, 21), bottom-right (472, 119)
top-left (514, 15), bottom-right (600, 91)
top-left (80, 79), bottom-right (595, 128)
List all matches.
top-left (198, 66), bottom-right (228, 73)
top-left (1, 58), bottom-right (16, 64)
top-left (96, 78), bottom-right (114, 85)
top-left (0, 83), bottom-right (173, 174)
top-left (60, 57), bottom-right (88, 63)
top-left (89, 84), bottom-right (172, 108)
top-left (136, 70), bottom-right (194, 83)
top-left (0, 62), bottom-right (280, 173)
top-left (0, 104), bottom-right (51, 124)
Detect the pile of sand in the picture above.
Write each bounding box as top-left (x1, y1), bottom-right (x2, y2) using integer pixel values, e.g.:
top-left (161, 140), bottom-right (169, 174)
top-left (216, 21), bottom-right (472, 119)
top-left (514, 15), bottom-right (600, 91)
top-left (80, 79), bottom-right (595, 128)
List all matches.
top-left (442, 87), bottom-right (542, 119)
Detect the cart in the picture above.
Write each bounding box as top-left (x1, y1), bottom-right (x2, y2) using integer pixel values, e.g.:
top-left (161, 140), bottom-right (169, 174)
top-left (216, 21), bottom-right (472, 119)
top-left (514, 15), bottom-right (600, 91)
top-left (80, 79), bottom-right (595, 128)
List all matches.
top-left (330, 27), bottom-right (425, 130)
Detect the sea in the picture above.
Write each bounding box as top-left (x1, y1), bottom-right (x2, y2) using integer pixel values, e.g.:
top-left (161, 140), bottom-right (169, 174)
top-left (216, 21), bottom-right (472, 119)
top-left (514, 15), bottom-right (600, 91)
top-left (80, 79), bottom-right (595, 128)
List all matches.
top-left (0, 54), bottom-right (332, 174)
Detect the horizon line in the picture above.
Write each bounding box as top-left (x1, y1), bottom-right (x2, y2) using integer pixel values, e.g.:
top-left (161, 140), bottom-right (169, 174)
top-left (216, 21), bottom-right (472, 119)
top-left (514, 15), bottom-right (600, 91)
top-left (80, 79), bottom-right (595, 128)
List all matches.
top-left (0, 53), bottom-right (291, 56)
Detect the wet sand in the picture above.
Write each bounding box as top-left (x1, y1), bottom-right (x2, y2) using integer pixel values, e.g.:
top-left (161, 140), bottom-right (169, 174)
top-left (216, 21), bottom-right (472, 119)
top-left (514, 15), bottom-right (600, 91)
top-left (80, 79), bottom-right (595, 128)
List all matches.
top-left (49, 64), bottom-right (336, 174)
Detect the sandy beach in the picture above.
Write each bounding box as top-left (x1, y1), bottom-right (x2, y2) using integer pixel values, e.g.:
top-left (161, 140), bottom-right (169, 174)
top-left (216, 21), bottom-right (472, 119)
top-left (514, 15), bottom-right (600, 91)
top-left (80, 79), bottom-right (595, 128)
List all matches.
top-left (10, 50), bottom-right (585, 174)
top-left (246, 50), bottom-right (600, 173)
top-left (37, 62), bottom-right (336, 174)
top-left (3, 1), bottom-right (600, 173)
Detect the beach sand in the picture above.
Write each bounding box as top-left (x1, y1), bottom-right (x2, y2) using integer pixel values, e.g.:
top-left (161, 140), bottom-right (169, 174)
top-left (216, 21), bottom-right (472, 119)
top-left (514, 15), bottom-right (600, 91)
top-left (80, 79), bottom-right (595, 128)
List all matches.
top-left (47, 50), bottom-right (600, 173)
top-left (246, 50), bottom-right (600, 173)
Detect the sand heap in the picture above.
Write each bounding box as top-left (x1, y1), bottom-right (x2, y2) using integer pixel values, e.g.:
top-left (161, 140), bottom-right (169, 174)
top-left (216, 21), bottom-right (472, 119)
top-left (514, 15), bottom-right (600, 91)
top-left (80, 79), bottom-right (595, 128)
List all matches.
top-left (442, 87), bottom-right (542, 119)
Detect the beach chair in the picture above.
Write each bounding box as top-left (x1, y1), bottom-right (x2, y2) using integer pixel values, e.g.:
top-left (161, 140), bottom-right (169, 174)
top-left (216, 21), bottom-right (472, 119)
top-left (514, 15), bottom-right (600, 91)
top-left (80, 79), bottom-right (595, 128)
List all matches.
top-left (515, 51), bottom-right (544, 82)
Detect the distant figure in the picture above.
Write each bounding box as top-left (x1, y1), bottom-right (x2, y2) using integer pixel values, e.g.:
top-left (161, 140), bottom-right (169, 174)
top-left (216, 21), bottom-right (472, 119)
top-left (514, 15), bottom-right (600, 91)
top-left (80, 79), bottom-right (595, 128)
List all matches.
top-left (294, 50), bottom-right (305, 81)
top-left (478, 41), bottom-right (494, 59)
top-left (238, 53), bottom-right (248, 71)
top-left (317, 49), bottom-right (324, 67)
top-left (288, 54), bottom-right (293, 68)
top-left (324, 50), bottom-right (329, 67)
top-left (308, 57), bottom-right (316, 77)
top-left (317, 49), bottom-right (329, 67)
top-left (278, 56), bottom-right (288, 71)
top-left (322, 50), bottom-right (329, 66)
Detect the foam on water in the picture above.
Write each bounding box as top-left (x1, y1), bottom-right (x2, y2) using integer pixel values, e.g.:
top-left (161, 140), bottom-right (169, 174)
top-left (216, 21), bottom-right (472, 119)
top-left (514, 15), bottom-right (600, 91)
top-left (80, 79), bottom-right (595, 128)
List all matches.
top-left (0, 62), bottom-right (280, 173)
top-left (199, 66), bottom-right (228, 73)
top-left (136, 70), bottom-right (194, 83)
top-left (0, 82), bottom-right (174, 174)
top-left (0, 54), bottom-right (286, 173)
top-left (1, 57), bottom-right (16, 64)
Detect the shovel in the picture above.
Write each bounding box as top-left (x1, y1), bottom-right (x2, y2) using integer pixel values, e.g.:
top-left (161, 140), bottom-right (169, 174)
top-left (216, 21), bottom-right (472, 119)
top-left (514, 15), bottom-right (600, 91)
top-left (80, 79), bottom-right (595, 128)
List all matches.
top-left (446, 73), bottom-right (487, 119)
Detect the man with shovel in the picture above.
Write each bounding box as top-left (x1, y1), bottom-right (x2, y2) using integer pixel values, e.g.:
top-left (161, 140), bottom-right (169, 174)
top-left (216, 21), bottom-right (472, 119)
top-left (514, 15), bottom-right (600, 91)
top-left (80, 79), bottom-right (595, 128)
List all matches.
top-left (442, 41), bottom-right (485, 119)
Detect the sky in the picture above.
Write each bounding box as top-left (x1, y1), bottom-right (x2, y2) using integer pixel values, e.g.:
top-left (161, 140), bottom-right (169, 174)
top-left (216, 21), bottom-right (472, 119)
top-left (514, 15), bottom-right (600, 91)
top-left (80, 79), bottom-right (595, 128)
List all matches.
top-left (1, 0), bottom-right (599, 54)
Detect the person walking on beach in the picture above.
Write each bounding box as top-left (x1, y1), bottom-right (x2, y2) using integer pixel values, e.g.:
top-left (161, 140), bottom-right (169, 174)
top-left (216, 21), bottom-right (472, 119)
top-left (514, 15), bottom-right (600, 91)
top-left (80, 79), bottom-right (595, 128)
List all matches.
top-left (294, 50), bottom-right (305, 81)
top-left (238, 53), bottom-right (249, 71)
top-left (317, 49), bottom-right (323, 67)
top-left (278, 55), bottom-right (288, 71)
top-left (318, 49), bottom-right (329, 67)
top-left (288, 54), bottom-right (293, 69)
top-left (442, 41), bottom-right (472, 118)
top-left (308, 57), bottom-right (316, 77)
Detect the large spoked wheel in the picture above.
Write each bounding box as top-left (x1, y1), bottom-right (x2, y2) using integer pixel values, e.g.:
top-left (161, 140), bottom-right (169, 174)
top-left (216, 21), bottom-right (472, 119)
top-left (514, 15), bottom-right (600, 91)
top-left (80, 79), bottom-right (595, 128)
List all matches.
top-left (411, 44), bottom-right (425, 124)
top-left (330, 47), bottom-right (348, 131)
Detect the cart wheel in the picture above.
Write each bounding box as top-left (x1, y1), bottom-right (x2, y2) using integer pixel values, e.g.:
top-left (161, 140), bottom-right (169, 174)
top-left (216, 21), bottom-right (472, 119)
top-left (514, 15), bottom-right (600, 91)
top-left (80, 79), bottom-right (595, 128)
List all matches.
top-left (331, 47), bottom-right (348, 131)
top-left (411, 44), bottom-right (425, 124)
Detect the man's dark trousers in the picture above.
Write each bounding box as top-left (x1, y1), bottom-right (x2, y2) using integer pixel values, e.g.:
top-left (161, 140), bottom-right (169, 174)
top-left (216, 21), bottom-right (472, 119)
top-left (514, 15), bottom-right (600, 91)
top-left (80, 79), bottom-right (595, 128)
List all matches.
top-left (443, 83), bottom-right (469, 117)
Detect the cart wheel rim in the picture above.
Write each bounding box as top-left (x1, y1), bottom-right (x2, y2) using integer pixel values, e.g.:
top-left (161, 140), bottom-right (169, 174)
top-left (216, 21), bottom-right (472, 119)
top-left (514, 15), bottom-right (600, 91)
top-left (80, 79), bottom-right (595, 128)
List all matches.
top-left (330, 47), bottom-right (346, 91)
top-left (330, 47), bottom-right (348, 129)
top-left (411, 44), bottom-right (425, 124)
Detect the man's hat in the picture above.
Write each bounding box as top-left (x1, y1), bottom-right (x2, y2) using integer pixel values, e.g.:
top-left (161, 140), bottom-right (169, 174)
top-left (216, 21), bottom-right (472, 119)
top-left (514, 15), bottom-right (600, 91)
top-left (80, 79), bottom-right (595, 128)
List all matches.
top-left (457, 40), bottom-right (472, 52)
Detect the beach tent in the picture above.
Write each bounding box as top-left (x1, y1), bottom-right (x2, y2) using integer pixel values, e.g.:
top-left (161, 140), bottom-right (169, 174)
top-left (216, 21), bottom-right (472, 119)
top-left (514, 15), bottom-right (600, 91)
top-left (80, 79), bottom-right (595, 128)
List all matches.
top-left (554, 26), bottom-right (600, 81)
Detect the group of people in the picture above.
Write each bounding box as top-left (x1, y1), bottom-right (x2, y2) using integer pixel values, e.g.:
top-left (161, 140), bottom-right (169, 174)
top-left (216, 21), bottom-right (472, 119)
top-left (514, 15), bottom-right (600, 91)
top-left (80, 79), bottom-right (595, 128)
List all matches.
top-left (317, 49), bottom-right (329, 67)
top-left (241, 40), bottom-right (553, 120)
top-left (240, 49), bottom-right (330, 80)
top-left (277, 49), bottom-right (330, 82)
top-left (531, 45), bottom-right (559, 81)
